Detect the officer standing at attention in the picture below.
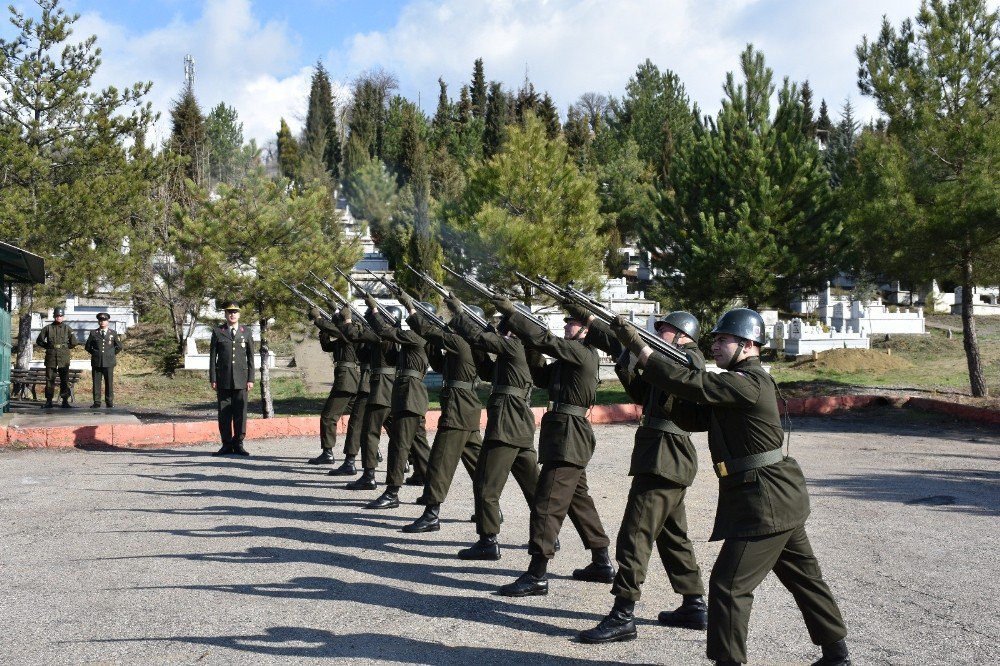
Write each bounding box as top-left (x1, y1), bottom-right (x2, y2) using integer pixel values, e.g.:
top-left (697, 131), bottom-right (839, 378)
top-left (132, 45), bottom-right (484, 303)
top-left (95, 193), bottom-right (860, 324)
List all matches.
top-left (612, 308), bottom-right (851, 666)
top-left (493, 297), bottom-right (612, 597)
top-left (305, 308), bottom-right (362, 468)
top-left (36, 306), bottom-right (79, 408)
top-left (209, 301), bottom-right (255, 456)
top-left (84, 312), bottom-right (123, 408)
top-left (575, 308), bottom-right (708, 643)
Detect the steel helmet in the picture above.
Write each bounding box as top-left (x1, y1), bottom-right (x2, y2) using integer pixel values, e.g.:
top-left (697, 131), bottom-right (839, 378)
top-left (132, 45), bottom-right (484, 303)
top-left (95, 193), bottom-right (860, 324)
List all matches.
top-left (419, 302), bottom-right (437, 315)
top-left (655, 311), bottom-right (699, 339)
top-left (466, 304), bottom-right (486, 320)
top-left (710, 308), bottom-right (766, 345)
top-left (53, 307), bottom-right (65, 317)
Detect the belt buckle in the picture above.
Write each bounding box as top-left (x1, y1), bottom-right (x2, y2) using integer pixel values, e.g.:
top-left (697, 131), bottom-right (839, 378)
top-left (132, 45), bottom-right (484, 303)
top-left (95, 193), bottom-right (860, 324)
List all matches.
top-left (714, 461), bottom-right (728, 478)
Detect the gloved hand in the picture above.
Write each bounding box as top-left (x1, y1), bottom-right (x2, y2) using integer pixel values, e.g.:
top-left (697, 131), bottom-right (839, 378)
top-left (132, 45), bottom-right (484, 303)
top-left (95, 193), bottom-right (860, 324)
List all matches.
top-left (492, 296), bottom-right (517, 317)
top-left (445, 294), bottom-right (463, 315)
top-left (363, 293), bottom-right (378, 310)
top-left (308, 306), bottom-right (321, 321)
top-left (611, 315), bottom-right (647, 356)
top-left (397, 291), bottom-right (414, 310)
top-left (565, 303), bottom-right (591, 324)
top-left (340, 304), bottom-right (352, 323)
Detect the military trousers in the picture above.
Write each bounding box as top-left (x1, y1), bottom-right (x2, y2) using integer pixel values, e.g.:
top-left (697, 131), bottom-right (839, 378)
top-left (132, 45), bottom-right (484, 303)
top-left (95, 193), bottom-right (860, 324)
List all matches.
top-left (529, 461), bottom-right (610, 559)
top-left (320, 390), bottom-right (356, 451)
top-left (360, 403), bottom-right (391, 470)
top-left (474, 439), bottom-right (538, 537)
top-left (91, 367), bottom-right (114, 405)
top-left (216, 388), bottom-right (248, 445)
top-left (611, 473), bottom-right (705, 602)
top-left (707, 524), bottom-right (848, 664)
top-left (44, 366), bottom-right (72, 400)
top-left (343, 390), bottom-right (369, 457)
top-left (424, 427), bottom-right (481, 505)
top-left (385, 411), bottom-right (431, 488)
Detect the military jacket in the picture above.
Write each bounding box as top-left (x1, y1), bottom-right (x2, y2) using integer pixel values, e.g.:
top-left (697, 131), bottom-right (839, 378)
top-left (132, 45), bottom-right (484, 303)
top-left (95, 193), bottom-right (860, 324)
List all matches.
top-left (451, 311), bottom-right (536, 448)
top-left (316, 317), bottom-right (361, 395)
top-left (643, 355), bottom-right (809, 541)
top-left (409, 312), bottom-right (482, 432)
top-left (36, 323), bottom-right (78, 368)
top-left (342, 316), bottom-right (396, 407)
top-left (587, 319), bottom-right (702, 484)
top-left (84, 327), bottom-right (123, 368)
top-left (208, 323), bottom-right (255, 390)
top-left (507, 311), bottom-right (599, 466)
top-left (370, 311), bottom-right (428, 415)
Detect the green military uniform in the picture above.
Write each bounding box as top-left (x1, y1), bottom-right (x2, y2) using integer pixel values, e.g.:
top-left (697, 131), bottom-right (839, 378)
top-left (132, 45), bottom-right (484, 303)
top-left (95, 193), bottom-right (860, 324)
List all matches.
top-left (505, 311), bottom-right (609, 560)
top-left (341, 315), bottom-right (397, 471)
top-left (408, 312), bottom-right (482, 505)
top-left (84, 319), bottom-right (123, 407)
top-left (36, 321), bottom-right (79, 404)
top-left (642, 353), bottom-right (847, 664)
top-left (208, 321), bottom-right (255, 447)
top-left (315, 316), bottom-right (361, 455)
top-left (370, 312), bottom-right (432, 489)
top-left (450, 311), bottom-right (538, 537)
top-left (586, 319), bottom-right (706, 603)
top-left (341, 338), bottom-right (371, 460)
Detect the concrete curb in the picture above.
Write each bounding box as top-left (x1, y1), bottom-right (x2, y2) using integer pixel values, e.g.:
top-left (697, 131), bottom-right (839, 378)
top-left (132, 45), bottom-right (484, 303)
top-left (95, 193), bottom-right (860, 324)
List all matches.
top-left (1, 395), bottom-right (995, 450)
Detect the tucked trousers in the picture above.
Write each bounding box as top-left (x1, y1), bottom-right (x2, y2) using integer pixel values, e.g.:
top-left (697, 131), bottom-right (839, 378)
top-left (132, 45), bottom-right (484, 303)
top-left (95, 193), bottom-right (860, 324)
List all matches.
top-left (611, 473), bottom-right (705, 602)
top-left (424, 427), bottom-right (481, 505)
top-left (474, 439), bottom-right (538, 536)
top-left (707, 525), bottom-right (848, 663)
top-left (528, 461), bottom-right (610, 559)
top-left (44, 366), bottom-right (71, 400)
top-left (320, 390), bottom-right (355, 451)
top-left (91, 367), bottom-right (114, 405)
top-left (360, 403), bottom-right (391, 470)
top-left (385, 412), bottom-right (431, 487)
top-left (217, 388), bottom-right (248, 445)
top-left (343, 390), bottom-right (369, 457)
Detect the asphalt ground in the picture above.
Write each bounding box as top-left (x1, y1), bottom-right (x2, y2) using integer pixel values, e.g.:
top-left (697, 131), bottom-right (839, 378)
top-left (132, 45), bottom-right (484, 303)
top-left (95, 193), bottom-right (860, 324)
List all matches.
top-left (0, 407), bottom-right (997, 665)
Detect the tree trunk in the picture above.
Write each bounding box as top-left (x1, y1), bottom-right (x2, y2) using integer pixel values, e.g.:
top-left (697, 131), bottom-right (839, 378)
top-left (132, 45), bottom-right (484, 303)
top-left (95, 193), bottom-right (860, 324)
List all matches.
top-left (14, 285), bottom-right (34, 370)
top-left (960, 254), bottom-right (988, 397)
top-left (259, 318), bottom-right (274, 418)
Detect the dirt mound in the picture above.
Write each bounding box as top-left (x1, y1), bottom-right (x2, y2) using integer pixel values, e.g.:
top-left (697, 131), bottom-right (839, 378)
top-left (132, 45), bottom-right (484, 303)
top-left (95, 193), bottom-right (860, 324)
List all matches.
top-left (791, 348), bottom-right (913, 373)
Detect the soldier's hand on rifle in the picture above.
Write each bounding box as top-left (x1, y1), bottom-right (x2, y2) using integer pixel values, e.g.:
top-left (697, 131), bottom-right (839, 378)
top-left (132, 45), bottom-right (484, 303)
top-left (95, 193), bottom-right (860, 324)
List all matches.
top-left (340, 305), bottom-right (352, 323)
top-left (565, 303), bottom-right (592, 325)
top-left (397, 291), bottom-right (415, 311)
top-left (308, 306), bottom-right (321, 321)
top-left (611, 315), bottom-right (648, 357)
top-left (492, 296), bottom-right (517, 317)
top-left (363, 293), bottom-right (378, 310)
top-left (445, 294), bottom-right (463, 315)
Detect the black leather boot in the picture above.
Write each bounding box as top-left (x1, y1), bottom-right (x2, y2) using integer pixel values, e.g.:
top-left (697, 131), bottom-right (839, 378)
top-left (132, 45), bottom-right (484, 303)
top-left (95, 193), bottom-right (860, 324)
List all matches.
top-left (811, 639), bottom-right (851, 666)
top-left (658, 594), bottom-right (708, 630)
top-left (212, 443), bottom-right (234, 456)
top-left (404, 472), bottom-right (425, 486)
top-left (346, 469), bottom-right (377, 490)
top-left (457, 535), bottom-right (501, 560)
top-left (578, 598), bottom-right (637, 644)
top-left (327, 458), bottom-right (357, 476)
top-left (365, 487), bottom-right (400, 509)
top-left (44, 399), bottom-right (54, 408)
top-left (91, 401), bottom-right (101, 408)
top-left (402, 504), bottom-right (440, 533)
top-left (572, 547), bottom-right (615, 583)
top-left (232, 440), bottom-right (250, 456)
top-left (61, 397), bottom-right (72, 408)
top-left (307, 449), bottom-right (335, 465)
top-left (498, 571), bottom-right (548, 597)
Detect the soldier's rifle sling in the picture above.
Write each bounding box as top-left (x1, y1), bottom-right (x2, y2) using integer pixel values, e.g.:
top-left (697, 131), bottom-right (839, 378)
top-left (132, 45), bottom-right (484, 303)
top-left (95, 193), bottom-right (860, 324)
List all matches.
top-left (407, 263), bottom-right (491, 330)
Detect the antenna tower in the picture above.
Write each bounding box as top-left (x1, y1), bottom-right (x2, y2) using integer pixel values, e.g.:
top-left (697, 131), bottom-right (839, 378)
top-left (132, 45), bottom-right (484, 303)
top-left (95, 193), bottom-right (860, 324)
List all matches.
top-left (184, 54), bottom-right (195, 89)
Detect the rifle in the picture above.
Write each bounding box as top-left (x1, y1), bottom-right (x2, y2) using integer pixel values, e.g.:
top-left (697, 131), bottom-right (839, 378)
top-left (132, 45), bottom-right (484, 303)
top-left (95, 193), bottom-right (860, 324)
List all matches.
top-left (531, 273), bottom-right (693, 368)
top-left (334, 266), bottom-right (397, 325)
top-left (443, 265), bottom-right (551, 332)
top-left (280, 279), bottom-right (332, 320)
top-left (307, 271), bottom-right (368, 327)
top-left (365, 269), bottom-right (449, 330)
top-left (406, 263), bottom-right (490, 330)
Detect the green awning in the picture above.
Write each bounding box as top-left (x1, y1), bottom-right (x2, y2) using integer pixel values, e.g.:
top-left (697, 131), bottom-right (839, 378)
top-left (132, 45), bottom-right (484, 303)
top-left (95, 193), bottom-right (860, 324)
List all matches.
top-left (0, 241), bottom-right (45, 285)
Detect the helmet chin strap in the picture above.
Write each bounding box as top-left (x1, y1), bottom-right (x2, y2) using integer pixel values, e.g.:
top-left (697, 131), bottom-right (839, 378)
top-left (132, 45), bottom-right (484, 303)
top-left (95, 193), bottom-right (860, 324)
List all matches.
top-left (723, 340), bottom-right (747, 370)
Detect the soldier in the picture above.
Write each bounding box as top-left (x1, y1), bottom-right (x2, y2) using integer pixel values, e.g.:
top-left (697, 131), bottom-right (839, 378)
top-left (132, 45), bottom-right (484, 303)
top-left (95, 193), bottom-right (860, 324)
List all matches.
top-left (84, 312), bottom-right (123, 408)
top-left (305, 308), bottom-right (361, 467)
top-left (209, 301), bottom-right (255, 456)
top-left (397, 292), bottom-right (482, 534)
top-left (613, 309), bottom-right (851, 666)
top-left (36, 306), bottom-right (79, 408)
top-left (364, 292), bottom-right (432, 510)
top-left (446, 295), bottom-right (538, 560)
top-left (576, 309), bottom-right (708, 644)
top-left (493, 297), bottom-right (612, 597)
top-left (330, 311), bottom-right (372, 479)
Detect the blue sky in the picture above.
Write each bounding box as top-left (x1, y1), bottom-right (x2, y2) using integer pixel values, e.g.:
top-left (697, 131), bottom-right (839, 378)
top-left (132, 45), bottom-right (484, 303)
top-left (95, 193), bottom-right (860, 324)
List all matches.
top-left (3, 0), bottom-right (972, 146)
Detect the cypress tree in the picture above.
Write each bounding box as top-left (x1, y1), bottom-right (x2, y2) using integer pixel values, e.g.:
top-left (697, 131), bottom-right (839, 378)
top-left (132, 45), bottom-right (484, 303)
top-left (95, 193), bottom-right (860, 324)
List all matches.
top-left (276, 118), bottom-right (299, 181)
top-left (483, 81), bottom-right (509, 157)
top-left (816, 99), bottom-right (833, 144)
top-left (515, 78), bottom-right (539, 122)
top-left (471, 58), bottom-right (487, 119)
top-left (539, 93), bottom-right (561, 139)
top-left (458, 85), bottom-right (472, 125)
top-left (800, 80), bottom-right (816, 138)
top-left (169, 83), bottom-right (207, 183)
top-left (432, 77), bottom-right (452, 148)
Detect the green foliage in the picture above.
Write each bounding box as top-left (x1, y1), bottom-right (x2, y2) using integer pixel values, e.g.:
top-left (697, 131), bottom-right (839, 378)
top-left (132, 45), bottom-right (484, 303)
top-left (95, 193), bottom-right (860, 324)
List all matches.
top-left (447, 115), bottom-right (605, 303)
top-left (304, 62), bottom-right (340, 179)
top-left (483, 81), bottom-right (510, 157)
top-left (591, 136), bottom-right (657, 261)
top-left (206, 102), bottom-right (257, 186)
top-left (345, 69), bottom-right (398, 175)
top-left (276, 118), bottom-right (299, 181)
top-left (470, 58), bottom-right (487, 119)
top-left (169, 84), bottom-right (207, 183)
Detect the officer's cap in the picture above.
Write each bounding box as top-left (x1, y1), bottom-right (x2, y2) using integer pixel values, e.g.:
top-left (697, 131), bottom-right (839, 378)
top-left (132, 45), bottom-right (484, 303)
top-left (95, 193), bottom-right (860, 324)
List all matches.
top-left (96, 312), bottom-right (111, 321)
top-left (219, 300), bottom-right (241, 312)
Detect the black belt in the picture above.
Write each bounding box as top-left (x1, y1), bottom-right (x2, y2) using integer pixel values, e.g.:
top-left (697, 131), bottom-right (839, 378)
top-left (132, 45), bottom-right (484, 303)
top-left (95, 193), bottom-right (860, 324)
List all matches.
top-left (548, 402), bottom-right (588, 418)
top-left (492, 385), bottom-right (531, 401)
top-left (53, 344), bottom-right (67, 349)
top-left (714, 449), bottom-right (785, 478)
top-left (443, 380), bottom-right (475, 391)
top-left (640, 415), bottom-right (690, 437)
top-left (371, 367), bottom-right (394, 375)
top-left (397, 369), bottom-right (425, 380)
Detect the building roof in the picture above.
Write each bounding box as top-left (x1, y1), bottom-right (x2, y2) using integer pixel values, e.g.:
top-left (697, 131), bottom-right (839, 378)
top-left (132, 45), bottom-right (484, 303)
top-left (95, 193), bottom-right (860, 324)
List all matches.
top-left (0, 241), bottom-right (45, 285)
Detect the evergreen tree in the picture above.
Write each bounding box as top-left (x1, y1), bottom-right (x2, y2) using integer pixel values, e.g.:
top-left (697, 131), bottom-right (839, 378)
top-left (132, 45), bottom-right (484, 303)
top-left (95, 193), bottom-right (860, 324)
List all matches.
top-left (206, 102), bottom-right (255, 186)
top-left (346, 68), bottom-right (398, 174)
top-left (564, 105), bottom-right (593, 167)
top-left (169, 83), bottom-right (207, 183)
top-left (432, 77), bottom-right (453, 148)
top-left (850, 0), bottom-right (1000, 396)
top-left (800, 80), bottom-right (816, 138)
top-left (514, 78), bottom-right (540, 122)
top-left (816, 99), bottom-right (833, 144)
top-left (471, 58), bottom-right (487, 119)
top-left (458, 85), bottom-right (473, 125)
top-left (824, 100), bottom-right (859, 187)
top-left (276, 118), bottom-right (299, 181)
top-left (483, 81), bottom-right (509, 157)
top-left (539, 93), bottom-right (561, 139)
top-left (323, 117), bottom-right (342, 181)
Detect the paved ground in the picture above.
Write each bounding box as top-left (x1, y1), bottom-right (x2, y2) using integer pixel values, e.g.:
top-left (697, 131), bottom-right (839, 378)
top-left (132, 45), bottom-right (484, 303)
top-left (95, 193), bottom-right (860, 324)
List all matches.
top-left (0, 407), bottom-right (997, 665)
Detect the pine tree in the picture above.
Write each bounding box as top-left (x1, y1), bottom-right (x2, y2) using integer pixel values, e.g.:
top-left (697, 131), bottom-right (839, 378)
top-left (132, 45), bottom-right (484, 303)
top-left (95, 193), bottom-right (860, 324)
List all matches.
top-left (816, 99), bottom-right (833, 144)
top-left (205, 102), bottom-right (253, 186)
top-left (515, 78), bottom-right (540, 122)
top-left (432, 77), bottom-right (453, 148)
top-left (564, 105), bottom-right (593, 167)
top-left (458, 85), bottom-right (473, 125)
top-left (169, 83), bottom-right (207, 183)
top-left (323, 119), bottom-right (342, 181)
top-left (471, 58), bottom-right (487, 119)
top-left (824, 100), bottom-right (859, 187)
top-left (345, 69), bottom-right (398, 175)
top-left (276, 118), bottom-right (299, 181)
top-left (483, 81), bottom-right (509, 157)
top-left (539, 93), bottom-right (561, 139)
top-left (800, 80), bottom-right (816, 138)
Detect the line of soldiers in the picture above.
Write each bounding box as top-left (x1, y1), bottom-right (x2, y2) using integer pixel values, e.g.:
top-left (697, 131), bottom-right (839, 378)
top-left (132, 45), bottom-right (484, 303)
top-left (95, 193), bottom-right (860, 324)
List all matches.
top-left (277, 270), bottom-right (851, 666)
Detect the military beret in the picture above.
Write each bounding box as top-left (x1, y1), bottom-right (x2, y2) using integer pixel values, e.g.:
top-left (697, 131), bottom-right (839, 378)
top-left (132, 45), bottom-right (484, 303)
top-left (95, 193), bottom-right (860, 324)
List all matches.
top-left (96, 312), bottom-right (110, 321)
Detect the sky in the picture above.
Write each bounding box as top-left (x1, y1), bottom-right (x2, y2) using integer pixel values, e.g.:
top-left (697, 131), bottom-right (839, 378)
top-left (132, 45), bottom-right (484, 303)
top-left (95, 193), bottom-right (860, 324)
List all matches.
top-left (1, 0), bottom-right (978, 147)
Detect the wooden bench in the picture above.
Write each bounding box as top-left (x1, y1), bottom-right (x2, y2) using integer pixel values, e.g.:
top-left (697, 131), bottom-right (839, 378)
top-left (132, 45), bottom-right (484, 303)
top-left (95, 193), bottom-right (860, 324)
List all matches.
top-left (10, 367), bottom-right (84, 403)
